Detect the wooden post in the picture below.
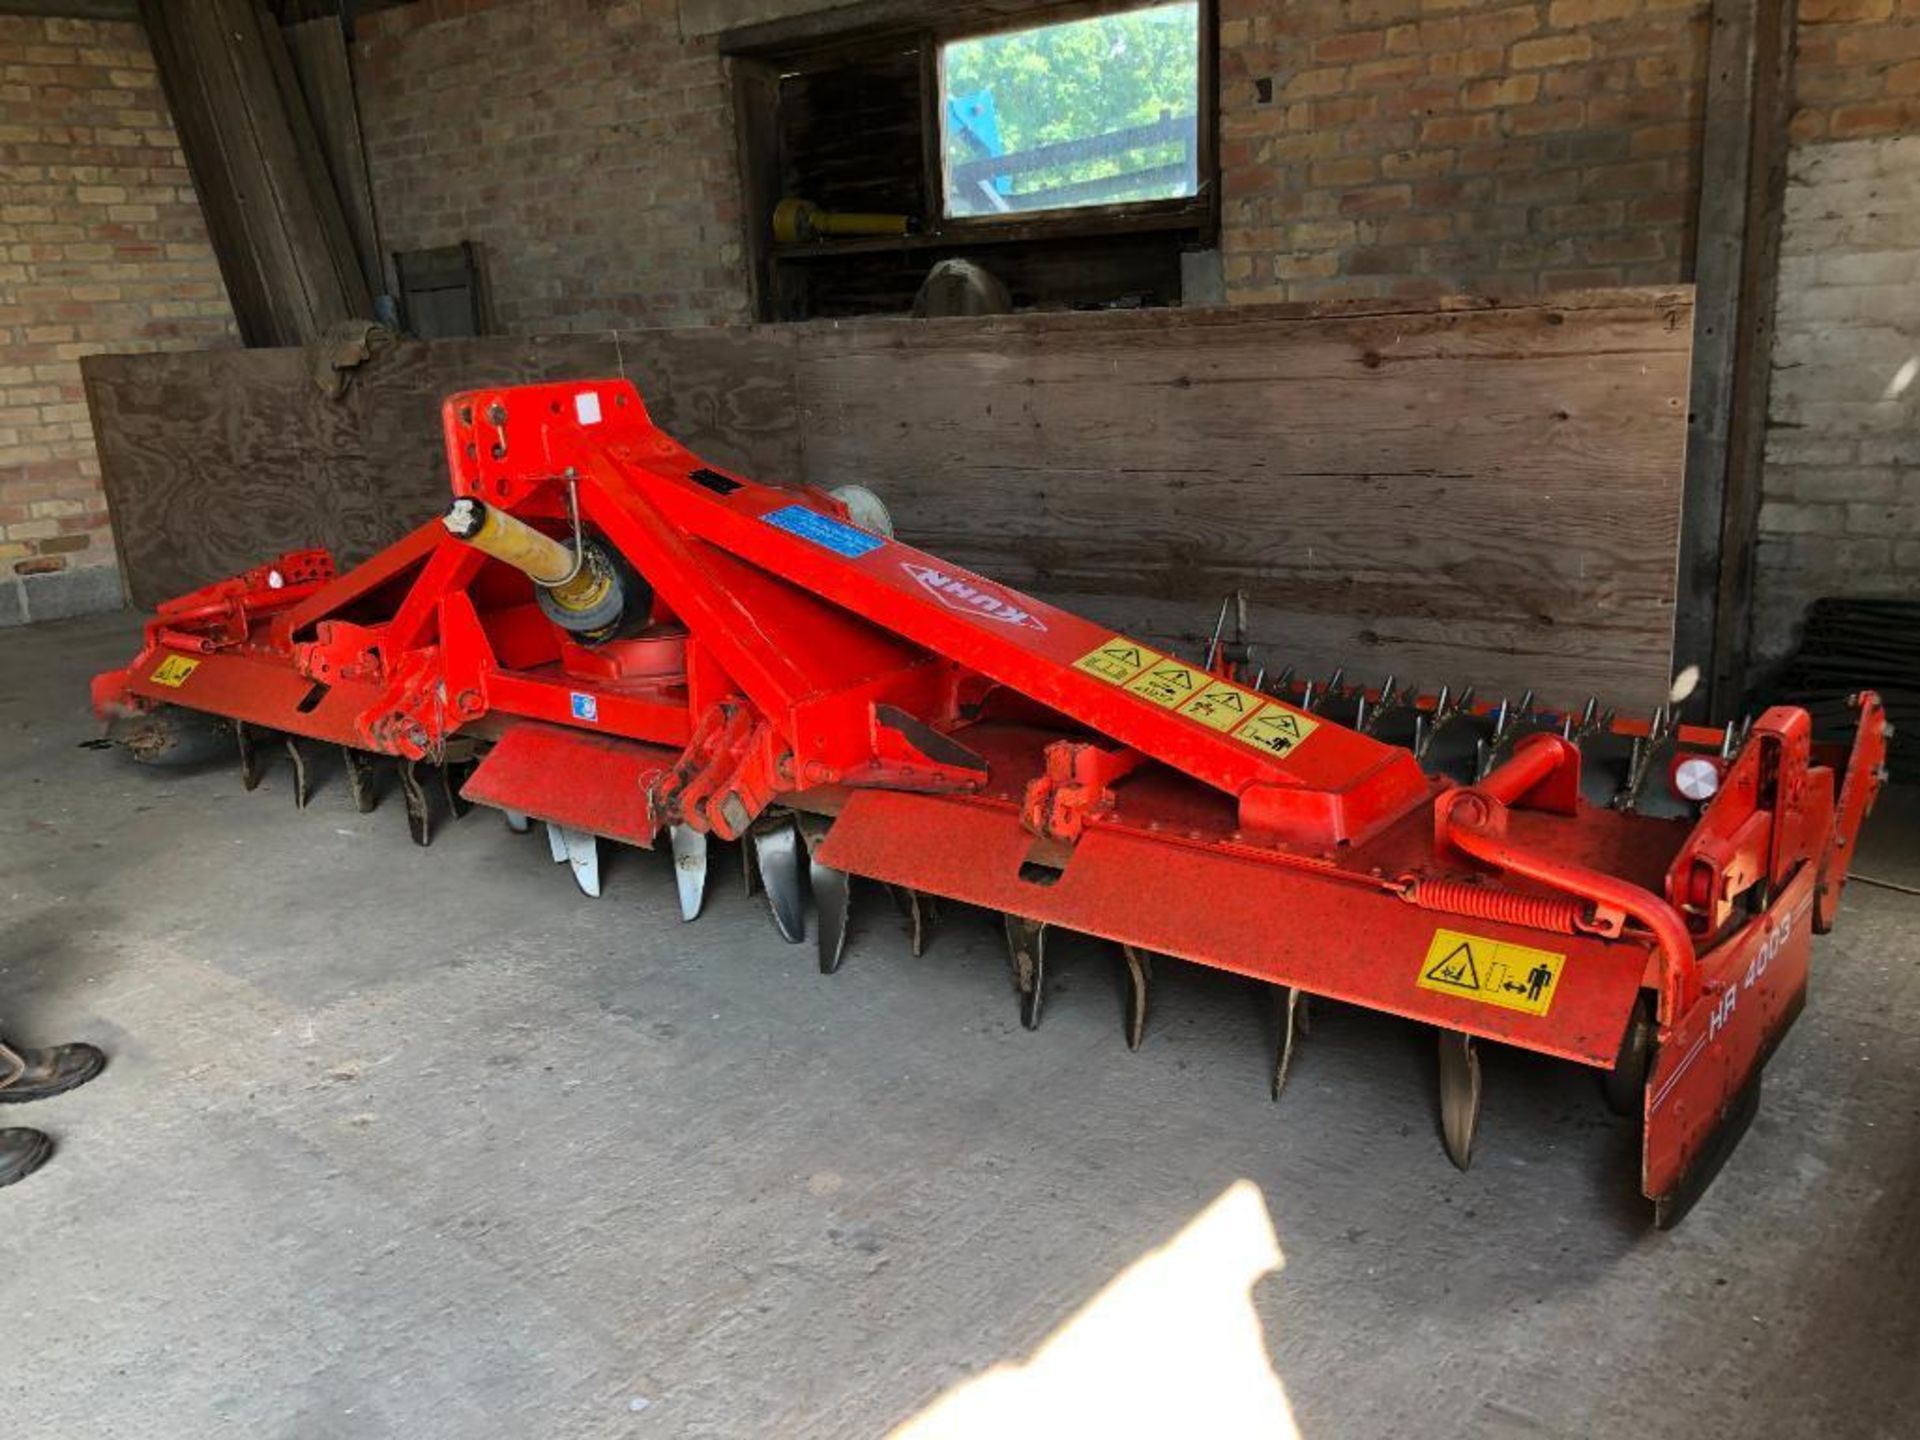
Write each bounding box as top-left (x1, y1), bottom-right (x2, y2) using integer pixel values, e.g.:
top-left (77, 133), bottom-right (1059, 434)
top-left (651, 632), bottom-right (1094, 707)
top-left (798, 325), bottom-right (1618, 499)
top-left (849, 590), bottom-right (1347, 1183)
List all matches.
top-left (1675, 0), bottom-right (1795, 718)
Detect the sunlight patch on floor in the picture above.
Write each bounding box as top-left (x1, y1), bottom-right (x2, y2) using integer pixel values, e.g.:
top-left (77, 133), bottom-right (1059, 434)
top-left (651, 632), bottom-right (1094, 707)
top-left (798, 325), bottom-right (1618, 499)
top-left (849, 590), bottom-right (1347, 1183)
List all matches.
top-left (891, 1180), bottom-right (1298, 1439)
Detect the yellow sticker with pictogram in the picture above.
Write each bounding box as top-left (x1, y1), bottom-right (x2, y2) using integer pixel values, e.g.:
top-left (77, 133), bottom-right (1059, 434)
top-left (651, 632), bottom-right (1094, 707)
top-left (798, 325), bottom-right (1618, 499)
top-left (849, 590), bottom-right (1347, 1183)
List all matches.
top-left (1179, 680), bottom-right (1262, 733)
top-left (1415, 927), bottom-right (1566, 1017)
top-left (1230, 703), bottom-right (1319, 760)
top-left (1125, 658), bottom-right (1205, 709)
top-left (1072, 636), bottom-right (1160, 685)
top-left (149, 655), bottom-right (201, 688)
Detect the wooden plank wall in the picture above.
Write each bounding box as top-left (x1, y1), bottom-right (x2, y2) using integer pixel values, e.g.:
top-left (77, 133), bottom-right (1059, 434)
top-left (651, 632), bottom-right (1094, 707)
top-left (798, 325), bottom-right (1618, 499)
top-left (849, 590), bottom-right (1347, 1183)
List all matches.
top-left (82, 288), bottom-right (1692, 709)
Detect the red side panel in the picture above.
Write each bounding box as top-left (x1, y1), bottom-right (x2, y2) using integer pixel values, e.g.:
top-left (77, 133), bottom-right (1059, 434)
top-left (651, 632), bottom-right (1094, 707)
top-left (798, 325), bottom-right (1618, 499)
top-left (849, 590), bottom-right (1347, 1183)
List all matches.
top-left (123, 645), bottom-right (381, 749)
top-left (459, 723), bottom-right (677, 848)
top-left (816, 788), bottom-right (1648, 1067)
top-left (1643, 863), bottom-right (1817, 1206)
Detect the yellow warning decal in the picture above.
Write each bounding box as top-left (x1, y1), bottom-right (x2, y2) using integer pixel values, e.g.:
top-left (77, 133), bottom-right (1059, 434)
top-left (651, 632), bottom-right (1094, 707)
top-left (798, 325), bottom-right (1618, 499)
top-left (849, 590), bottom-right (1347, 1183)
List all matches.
top-left (1230, 703), bottom-right (1319, 760)
top-left (149, 655), bottom-right (201, 688)
top-left (1416, 927), bottom-right (1566, 1017)
top-left (1125, 657), bottom-right (1205, 709)
top-left (1179, 680), bottom-right (1261, 733)
top-left (1072, 636), bottom-right (1160, 685)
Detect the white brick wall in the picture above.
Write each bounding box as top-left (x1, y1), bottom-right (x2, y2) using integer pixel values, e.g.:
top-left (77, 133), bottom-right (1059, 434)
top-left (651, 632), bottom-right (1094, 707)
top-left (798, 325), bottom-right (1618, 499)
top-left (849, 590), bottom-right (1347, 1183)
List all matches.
top-left (1755, 132), bottom-right (1920, 665)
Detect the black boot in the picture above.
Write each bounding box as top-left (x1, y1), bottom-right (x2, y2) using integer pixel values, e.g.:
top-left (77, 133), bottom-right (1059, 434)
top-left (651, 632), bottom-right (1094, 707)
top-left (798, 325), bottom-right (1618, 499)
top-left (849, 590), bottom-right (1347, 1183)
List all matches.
top-left (0, 1042), bottom-right (106, 1104)
top-left (0, 1128), bottom-right (52, 1188)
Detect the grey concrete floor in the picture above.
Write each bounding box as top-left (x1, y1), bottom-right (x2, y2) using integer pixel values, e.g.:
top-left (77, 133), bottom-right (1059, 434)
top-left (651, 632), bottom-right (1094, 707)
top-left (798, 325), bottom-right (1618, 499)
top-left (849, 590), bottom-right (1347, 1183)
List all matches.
top-left (2, 612), bottom-right (1917, 1440)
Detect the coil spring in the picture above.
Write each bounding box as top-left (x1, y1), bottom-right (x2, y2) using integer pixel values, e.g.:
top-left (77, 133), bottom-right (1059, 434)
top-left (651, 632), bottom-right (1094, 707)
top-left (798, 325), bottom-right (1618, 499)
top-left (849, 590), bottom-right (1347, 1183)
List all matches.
top-left (1407, 879), bottom-right (1587, 934)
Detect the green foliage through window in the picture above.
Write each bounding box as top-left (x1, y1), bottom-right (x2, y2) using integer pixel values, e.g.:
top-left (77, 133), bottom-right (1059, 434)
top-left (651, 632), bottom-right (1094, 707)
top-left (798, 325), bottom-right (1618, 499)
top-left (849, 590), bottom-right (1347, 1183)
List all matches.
top-left (940, 3), bottom-right (1200, 219)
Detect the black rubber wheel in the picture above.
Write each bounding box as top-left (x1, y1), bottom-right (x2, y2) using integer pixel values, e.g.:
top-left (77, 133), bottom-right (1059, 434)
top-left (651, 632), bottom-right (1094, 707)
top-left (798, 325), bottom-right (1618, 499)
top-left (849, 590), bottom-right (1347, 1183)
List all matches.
top-left (1603, 995), bottom-right (1655, 1117)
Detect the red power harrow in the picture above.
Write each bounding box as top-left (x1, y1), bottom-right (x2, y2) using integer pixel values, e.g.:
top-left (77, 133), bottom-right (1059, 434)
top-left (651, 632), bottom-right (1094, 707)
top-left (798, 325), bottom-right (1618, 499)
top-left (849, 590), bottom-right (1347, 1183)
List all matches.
top-left (93, 379), bottom-right (1890, 1225)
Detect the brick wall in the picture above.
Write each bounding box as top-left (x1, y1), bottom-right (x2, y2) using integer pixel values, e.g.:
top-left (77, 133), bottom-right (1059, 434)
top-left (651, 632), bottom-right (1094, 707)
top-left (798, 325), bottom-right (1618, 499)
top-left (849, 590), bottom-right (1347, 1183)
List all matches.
top-left (352, 0), bottom-right (1714, 322)
top-left (0, 14), bottom-right (236, 625)
top-left (1751, 1), bottom-right (1920, 666)
top-left (1218, 0), bottom-right (1710, 301)
top-left (353, 0), bottom-right (748, 333)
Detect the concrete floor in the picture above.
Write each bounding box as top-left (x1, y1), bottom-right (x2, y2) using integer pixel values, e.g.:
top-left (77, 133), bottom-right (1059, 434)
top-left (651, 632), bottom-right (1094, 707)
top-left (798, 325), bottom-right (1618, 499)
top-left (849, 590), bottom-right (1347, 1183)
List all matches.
top-left (2, 612), bottom-right (1916, 1439)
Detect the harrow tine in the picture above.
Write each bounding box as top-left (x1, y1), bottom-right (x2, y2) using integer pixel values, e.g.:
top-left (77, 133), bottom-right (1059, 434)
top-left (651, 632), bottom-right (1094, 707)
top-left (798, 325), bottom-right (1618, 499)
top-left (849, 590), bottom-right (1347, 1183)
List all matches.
top-left (751, 815), bottom-right (807, 944)
top-left (1204, 594), bottom-right (1231, 672)
top-left (1438, 1029), bottom-right (1482, 1171)
top-left (284, 736), bottom-right (313, 809)
top-left (798, 818), bottom-right (850, 973)
top-left (503, 808), bottom-right (531, 834)
top-left (1613, 703), bottom-right (1674, 813)
top-left (811, 852), bottom-right (851, 974)
top-left (441, 761), bottom-right (472, 820)
top-left (341, 747), bottom-right (380, 814)
top-left (1119, 944), bottom-right (1153, 1050)
top-left (888, 886), bottom-right (938, 956)
top-left (1270, 986), bottom-right (1308, 1100)
top-left (669, 823), bottom-right (708, 922)
top-left (1002, 914), bottom-right (1047, 1030)
top-left (399, 759), bottom-right (433, 846)
top-left (546, 824), bottom-right (602, 897)
top-left (236, 721), bottom-right (266, 792)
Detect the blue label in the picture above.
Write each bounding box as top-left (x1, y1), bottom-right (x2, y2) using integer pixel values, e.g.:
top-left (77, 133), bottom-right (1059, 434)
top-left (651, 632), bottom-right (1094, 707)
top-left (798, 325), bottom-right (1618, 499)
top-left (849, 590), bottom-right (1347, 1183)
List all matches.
top-left (761, 504), bottom-right (883, 559)
top-left (570, 692), bottom-right (599, 723)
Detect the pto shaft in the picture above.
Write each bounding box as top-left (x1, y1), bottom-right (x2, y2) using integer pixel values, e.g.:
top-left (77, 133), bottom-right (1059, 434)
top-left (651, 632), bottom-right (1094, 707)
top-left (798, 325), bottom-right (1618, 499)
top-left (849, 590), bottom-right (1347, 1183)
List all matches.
top-left (443, 497), bottom-right (626, 639)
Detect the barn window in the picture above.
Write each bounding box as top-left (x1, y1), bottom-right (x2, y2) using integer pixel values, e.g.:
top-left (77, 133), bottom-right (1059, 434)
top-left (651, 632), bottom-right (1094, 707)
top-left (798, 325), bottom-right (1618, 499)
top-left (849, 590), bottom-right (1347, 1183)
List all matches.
top-left (724, 1), bottom-right (1219, 322)
top-left (939, 5), bottom-right (1202, 220)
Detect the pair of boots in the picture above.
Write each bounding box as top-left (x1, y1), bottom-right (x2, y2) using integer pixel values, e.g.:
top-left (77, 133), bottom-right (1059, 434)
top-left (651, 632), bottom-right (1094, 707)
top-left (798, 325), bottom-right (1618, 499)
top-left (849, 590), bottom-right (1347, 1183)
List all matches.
top-left (0, 1040), bottom-right (107, 1188)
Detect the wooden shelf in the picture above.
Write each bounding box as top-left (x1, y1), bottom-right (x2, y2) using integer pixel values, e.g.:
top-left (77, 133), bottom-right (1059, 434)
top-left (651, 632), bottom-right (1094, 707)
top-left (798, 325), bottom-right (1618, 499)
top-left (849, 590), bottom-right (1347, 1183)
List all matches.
top-left (771, 207), bottom-right (1208, 264)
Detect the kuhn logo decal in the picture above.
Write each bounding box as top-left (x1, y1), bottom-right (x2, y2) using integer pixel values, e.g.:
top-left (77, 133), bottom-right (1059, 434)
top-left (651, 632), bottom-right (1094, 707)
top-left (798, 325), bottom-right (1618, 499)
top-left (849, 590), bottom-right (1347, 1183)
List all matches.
top-left (900, 562), bottom-right (1046, 630)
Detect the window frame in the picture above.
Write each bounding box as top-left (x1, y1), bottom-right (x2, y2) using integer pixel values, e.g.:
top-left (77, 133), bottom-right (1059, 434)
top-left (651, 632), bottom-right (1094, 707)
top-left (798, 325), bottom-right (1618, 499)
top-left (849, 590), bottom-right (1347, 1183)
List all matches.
top-left (723, 0), bottom-right (1219, 321)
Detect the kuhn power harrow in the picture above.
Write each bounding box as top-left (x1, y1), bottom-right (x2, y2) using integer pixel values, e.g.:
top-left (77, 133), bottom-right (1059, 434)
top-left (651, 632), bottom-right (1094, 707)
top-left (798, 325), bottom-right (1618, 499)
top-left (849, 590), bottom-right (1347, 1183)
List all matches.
top-left (93, 379), bottom-right (1889, 1224)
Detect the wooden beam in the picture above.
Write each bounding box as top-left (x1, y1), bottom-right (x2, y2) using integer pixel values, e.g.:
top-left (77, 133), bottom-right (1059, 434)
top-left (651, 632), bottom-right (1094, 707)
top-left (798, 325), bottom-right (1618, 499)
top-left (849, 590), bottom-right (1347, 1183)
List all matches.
top-left (1675, 0), bottom-right (1794, 717)
top-left (283, 13), bottom-right (384, 297)
top-left (0, 0), bottom-right (137, 18)
top-left (138, 0), bottom-right (372, 346)
top-left (1712, 0), bottom-right (1795, 711)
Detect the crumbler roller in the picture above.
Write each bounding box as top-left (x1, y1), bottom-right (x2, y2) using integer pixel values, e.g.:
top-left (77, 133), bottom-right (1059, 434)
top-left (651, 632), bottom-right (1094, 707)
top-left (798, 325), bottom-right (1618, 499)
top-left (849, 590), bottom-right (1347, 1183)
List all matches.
top-left (91, 379), bottom-right (1891, 1226)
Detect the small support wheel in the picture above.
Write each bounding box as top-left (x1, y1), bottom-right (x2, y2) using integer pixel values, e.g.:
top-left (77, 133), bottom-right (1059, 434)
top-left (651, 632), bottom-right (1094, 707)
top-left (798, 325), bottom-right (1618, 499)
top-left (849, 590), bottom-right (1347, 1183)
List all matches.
top-left (1603, 995), bottom-right (1655, 1118)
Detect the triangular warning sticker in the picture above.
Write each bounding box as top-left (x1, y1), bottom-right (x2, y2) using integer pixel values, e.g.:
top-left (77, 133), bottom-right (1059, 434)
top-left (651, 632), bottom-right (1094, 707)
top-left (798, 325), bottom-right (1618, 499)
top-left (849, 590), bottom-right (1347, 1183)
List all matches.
top-left (1266, 712), bottom-right (1301, 738)
top-left (1103, 645), bottom-right (1142, 666)
top-left (1424, 941), bottom-right (1481, 992)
